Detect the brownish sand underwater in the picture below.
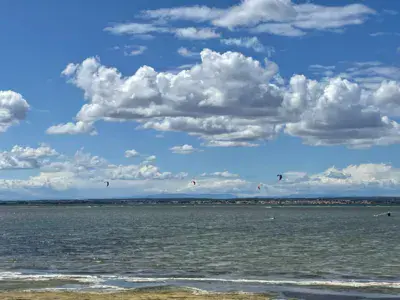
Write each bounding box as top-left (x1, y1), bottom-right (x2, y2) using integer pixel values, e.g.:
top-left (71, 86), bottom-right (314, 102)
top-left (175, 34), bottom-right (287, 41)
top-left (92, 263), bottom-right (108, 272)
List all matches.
top-left (0, 291), bottom-right (271, 300)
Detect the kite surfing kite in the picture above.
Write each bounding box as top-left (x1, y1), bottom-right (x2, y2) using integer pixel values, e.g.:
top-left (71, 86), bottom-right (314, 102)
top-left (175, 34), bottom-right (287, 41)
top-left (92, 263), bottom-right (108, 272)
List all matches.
top-left (257, 174), bottom-right (282, 190)
top-left (105, 181), bottom-right (109, 187)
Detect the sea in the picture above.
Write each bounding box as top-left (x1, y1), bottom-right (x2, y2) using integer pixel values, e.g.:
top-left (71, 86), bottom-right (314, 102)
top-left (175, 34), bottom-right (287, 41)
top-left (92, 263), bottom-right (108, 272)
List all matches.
top-left (0, 204), bottom-right (399, 299)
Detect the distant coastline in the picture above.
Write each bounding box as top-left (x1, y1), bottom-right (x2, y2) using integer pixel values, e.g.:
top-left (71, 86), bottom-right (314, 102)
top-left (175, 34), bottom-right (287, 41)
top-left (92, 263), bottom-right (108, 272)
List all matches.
top-left (0, 196), bottom-right (399, 206)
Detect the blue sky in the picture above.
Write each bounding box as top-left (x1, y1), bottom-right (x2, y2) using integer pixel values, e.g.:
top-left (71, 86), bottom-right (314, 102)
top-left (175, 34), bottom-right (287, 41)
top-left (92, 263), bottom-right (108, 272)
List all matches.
top-left (1, 0), bottom-right (400, 199)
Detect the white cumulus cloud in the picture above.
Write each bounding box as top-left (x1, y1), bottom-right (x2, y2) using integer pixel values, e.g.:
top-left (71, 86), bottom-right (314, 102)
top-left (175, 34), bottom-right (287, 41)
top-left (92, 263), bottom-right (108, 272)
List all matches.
top-left (0, 91), bottom-right (30, 133)
top-left (174, 27), bottom-right (220, 39)
top-left (257, 163), bottom-right (400, 197)
top-left (177, 47), bottom-right (199, 58)
top-left (0, 145), bottom-right (255, 199)
top-left (46, 121), bottom-right (97, 135)
top-left (125, 149), bottom-right (140, 158)
top-left (170, 144), bottom-right (201, 154)
top-left (0, 144), bottom-right (58, 170)
top-left (51, 48), bottom-right (400, 149)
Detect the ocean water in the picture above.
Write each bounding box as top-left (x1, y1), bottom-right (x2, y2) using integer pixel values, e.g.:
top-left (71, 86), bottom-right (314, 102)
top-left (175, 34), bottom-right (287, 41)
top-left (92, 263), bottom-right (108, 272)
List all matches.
top-left (0, 204), bottom-right (399, 299)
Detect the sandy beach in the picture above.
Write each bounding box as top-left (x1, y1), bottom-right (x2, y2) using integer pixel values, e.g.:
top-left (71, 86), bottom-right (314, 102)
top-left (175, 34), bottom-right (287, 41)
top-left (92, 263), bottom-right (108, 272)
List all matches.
top-left (0, 291), bottom-right (271, 300)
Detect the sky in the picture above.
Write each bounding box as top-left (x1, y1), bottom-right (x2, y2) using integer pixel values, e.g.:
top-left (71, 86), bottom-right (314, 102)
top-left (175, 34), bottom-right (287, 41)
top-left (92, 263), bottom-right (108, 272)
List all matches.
top-left (1, 0), bottom-right (400, 200)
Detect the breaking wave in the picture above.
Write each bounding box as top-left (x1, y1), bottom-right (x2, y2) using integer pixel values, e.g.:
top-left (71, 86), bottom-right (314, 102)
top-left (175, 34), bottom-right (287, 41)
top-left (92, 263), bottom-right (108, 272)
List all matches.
top-left (1, 271), bottom-right (400, 289)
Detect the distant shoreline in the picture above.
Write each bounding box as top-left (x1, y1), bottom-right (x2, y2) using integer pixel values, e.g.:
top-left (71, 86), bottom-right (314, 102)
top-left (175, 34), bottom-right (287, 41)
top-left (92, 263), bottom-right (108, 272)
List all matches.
top-left (0, 197), bottom-right (399, 206)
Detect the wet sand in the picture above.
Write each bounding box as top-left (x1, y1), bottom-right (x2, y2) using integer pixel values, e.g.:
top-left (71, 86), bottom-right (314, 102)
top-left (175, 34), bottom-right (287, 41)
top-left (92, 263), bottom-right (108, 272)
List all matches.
top-left (0, 291), bottom-right (272, 300)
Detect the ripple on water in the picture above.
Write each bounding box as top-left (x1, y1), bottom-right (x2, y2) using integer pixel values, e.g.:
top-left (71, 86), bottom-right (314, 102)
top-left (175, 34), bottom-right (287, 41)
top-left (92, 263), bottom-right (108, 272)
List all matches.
top-left (0, 205), bottom-right (399, 296)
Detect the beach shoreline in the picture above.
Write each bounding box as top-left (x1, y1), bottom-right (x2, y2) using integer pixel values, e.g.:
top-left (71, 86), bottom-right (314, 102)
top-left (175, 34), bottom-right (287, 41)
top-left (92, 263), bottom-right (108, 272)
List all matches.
top-left (0, 290), bottom-right (272, 300)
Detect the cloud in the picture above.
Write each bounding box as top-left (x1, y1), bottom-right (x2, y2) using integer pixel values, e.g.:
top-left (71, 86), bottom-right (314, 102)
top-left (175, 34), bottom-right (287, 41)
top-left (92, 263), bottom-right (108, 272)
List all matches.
top-left (61, 63), bottom-right (78, 76)
top-left (259, 163), bottom-right (400, 197)
top-left (0, 90), bottom-right (30, 133)
top-left (106, 164), bottom-right (169, 181)
top-left (203, 140), bottom-right (260, 148)
top-left (309, 64), bottom-right (335, 70)
top-left (220, 36), bottom-right (267, 53)
top-left (170, 144), bottom-right (201, 154)
top-left (250, 23), bottom-right (305, 37)
top-left (0, 145), bottom-right (253, 198)
top-left (54, 48), bottom-right (400, 149)
top-left (125, 149), bottom-right (140, 158)
top-left (0, 157), bottom-right (37, 170)
top-left (0, 144), bottom-right (58, 170)
top-left (370, 32), bottom-right (400, 37)
top-left (291, 3), bottom-right (375, 31)
top-left (368, 81), bottom-right (400, 117)
top-left (144, 155), bottom-right (156, 163)
top-left (174, 27), bottom-right (220, 39)
top-left (310, 61), bottom-right (400, 90)
top-left (140, 5), bottom-right (225, 22)
top-left (113, 45), bottom-right (148, 56)
top-left (54, 49), bottom-right (285, 146)
top-left (3, 143), bottom-right (400, 198)
top-left (212, 0), bottom-right (297, 29)
top-left (180, 178), bottom-right (249, 193)
top-left (177, 47), bottom-right (199, 58)
top-left (41, 148), bottom-right (107, 174)
top-left (103, 1), bottom-right (377, 45)
top-left (284, 76), bottom-right (400, 148)
top-left (10, 144), bottom-right (58, 159)
top-left (346, 64), bottom-right (400, 85)
top-left (104, 22), bottom-right (220, 40)
top-left (382, 9), bottom-right (398, 16)
top-left (46, 121), bottom-right (97, 135)
top-left (123, 45), bottom-right (147, 56)
top-left (200, 171), bottom-right (239, 178)
top-left (309, 64), bottom-right (336, 77)
top-left (140, 0), bottom-right (376, 37)
top-left (104, 23), bottom-right (169, 35)
top-left (20, 147), bottom-right (180, 193)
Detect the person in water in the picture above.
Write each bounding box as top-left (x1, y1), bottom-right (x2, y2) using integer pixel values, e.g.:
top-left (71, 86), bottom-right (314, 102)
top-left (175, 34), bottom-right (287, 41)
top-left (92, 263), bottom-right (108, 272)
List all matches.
top-left (388, 212), bottom-right (391, 217)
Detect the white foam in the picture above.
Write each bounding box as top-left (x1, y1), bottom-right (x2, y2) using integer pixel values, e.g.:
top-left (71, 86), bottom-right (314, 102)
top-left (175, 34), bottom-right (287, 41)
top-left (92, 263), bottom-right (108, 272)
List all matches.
top-left (23, 285), bottom-right (127, 293)
top-left (121, 277), bottom-right (400, 288)
top-left (1, 272), bottom-right (400, 289)
top-left (0, 272), bottom-right (103, 284)
top-left (179, 286), bottom-right (211, 295)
